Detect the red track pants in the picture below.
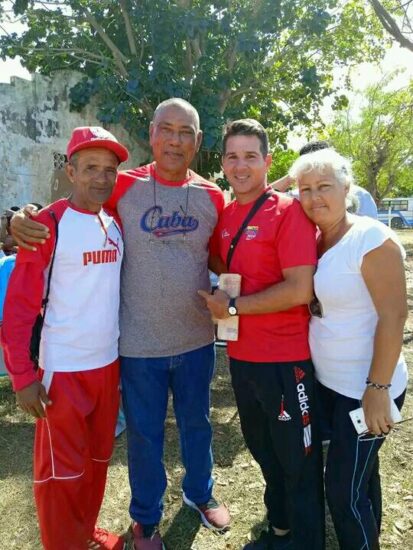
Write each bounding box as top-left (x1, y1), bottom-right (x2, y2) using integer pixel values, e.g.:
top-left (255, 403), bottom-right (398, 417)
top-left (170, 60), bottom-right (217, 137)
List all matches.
top-left (34, 360), bottom-right (120, 550)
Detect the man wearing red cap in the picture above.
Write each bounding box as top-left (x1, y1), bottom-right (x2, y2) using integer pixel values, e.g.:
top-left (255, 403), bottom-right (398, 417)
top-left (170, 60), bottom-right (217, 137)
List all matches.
top-left (1, 127), bottom-right (129, 550)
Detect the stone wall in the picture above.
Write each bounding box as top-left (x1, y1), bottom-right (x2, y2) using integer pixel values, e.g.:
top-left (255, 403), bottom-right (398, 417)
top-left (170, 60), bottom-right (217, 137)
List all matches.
top-left (0, 71), bottom-right (147, 212)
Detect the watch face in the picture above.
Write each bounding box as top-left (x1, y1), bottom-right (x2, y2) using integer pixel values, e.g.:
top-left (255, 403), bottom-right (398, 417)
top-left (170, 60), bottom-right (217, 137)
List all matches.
top-left (228, 306), bottom-right (237, 316)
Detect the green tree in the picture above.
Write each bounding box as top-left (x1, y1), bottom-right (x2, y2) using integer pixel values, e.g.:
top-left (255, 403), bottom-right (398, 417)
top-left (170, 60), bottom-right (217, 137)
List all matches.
top-left (267, 148), bottom-right (298, 183)
top-left (327, 74), bottom-right (413, 201)
top-left (1, 0), bottom-right (386, 177)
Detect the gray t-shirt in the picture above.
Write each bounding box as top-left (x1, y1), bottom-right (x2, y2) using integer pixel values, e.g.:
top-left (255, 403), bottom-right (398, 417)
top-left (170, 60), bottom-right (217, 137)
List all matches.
top-left (112, 163), bottom-right (224, 357)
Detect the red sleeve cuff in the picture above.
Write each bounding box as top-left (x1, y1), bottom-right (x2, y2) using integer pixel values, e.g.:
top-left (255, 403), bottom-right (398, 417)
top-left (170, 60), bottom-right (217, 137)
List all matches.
top-left (10, 369), bottom-right (38, 392)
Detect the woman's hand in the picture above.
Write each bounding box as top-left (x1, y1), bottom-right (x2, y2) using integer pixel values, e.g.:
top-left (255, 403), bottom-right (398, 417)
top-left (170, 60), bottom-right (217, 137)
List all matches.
top-left (362, 387), bottom-right (393, 436)
top-left (361, 238), bottom-right (407, 437)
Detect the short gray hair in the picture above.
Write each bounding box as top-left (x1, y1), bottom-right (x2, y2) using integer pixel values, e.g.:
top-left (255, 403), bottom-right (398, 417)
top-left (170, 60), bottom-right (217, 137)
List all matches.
top-left (152, 98), bottom-right (200, 130)
top-left (289, 148), bottom-right (354, 188)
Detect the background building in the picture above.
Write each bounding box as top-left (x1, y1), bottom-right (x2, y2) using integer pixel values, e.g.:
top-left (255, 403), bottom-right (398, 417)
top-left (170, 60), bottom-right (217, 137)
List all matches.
top-left (0, 71), bottom-right (146, 213)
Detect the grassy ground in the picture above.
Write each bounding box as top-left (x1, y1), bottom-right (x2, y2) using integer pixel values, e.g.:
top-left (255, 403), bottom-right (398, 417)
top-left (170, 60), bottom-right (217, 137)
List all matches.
top-left (1, 232), bottom-right (413, 549)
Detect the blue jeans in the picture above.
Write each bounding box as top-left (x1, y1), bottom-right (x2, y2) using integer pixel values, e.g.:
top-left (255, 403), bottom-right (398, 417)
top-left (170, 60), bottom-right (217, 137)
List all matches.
top-left (319, 383), bottom-right (405, 550)
top-left (120, 343), bottom-right (215, 525)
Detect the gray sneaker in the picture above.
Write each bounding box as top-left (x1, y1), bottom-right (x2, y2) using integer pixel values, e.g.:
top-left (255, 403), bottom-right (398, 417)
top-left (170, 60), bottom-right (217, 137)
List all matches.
top-left (183, 493), bottom-right (230, 531)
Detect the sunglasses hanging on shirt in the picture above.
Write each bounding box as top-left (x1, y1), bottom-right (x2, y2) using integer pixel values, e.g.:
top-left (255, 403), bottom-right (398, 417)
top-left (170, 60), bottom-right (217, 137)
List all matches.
top-left (308, 293), bottom-right (323, 318)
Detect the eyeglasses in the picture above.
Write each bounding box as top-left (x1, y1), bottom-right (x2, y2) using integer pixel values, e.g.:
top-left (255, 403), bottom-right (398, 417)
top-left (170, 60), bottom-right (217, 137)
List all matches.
top-left (309, 294), bottom-right (323, 318)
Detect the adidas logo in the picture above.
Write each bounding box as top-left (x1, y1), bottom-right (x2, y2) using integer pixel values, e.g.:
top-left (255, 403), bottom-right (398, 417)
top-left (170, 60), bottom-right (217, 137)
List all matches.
top-left (294, 366), bottom-right (306, 383)
top-left (278, 410), bottom-right (292, 422)
top-left (278, 395), bottom-right (292, 421)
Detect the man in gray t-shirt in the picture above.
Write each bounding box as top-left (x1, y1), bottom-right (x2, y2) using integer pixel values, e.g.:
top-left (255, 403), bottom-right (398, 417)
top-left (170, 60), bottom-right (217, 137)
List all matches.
top-left (10, 99), bottom-right (230, 550)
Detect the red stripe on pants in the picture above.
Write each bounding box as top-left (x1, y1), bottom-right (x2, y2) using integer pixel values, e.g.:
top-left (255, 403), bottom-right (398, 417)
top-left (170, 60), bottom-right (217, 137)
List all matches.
top-left (34, 360), bottom-right (120, 550)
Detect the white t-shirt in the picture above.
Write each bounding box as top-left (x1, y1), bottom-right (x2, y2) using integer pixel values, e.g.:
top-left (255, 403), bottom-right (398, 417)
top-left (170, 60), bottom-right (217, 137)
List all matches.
top-left (309, 215), bottom-right (408, 400)
top-left (38, 201), bottom-right (123, 372)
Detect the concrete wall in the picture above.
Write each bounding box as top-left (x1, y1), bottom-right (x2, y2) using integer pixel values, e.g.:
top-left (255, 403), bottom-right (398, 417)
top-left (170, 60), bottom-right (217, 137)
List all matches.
top-left (0, 71), bottom-right (147, 212)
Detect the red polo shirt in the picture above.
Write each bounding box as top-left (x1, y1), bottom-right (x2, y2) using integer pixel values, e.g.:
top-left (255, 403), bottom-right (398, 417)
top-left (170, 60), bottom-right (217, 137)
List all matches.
top-left (213, 190), bottom-right (317, 362)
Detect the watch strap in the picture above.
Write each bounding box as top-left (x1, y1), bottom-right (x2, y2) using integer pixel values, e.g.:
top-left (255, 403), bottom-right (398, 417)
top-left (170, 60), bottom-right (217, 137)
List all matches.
top-left (228, 297), bottom-right (238, 315)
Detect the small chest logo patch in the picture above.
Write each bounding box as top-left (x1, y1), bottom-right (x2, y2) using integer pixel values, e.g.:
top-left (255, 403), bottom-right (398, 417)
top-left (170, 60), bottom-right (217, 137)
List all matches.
top-left (245, 225), bottom-right (259, 240)
top-left (222, 229), bottom-right (230, 239)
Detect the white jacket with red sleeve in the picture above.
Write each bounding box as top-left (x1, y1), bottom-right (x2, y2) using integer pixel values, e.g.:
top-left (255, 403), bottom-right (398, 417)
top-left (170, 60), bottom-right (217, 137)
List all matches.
top-left (1, 199), bottom-right (123, 391)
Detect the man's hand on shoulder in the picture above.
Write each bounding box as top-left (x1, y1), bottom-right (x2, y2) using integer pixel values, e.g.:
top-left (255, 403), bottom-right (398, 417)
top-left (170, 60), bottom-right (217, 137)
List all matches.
top-left (271, 174), bottom-right (294, 193)
top-left (16, 380), bottom-right (52, 418)
top-left (198, 289), bottom-right (230, 320)
top-left (11, 205), bottom-right (50, 251)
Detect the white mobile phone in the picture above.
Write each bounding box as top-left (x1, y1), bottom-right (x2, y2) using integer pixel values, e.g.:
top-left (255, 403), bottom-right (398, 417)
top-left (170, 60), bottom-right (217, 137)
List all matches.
top-left (349, 400), bottom-right (402, 434)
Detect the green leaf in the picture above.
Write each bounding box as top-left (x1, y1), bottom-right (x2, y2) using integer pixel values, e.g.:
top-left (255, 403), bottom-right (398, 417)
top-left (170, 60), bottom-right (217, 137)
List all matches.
top-left (13, 0), bottom-right (29, 16)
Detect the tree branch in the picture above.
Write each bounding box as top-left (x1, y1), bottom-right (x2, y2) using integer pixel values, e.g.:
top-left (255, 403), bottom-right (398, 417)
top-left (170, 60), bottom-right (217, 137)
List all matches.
top-left (55, 54), bottom-right (104, 67)
top-left (369, 0), bottom-right (413, 52)
top-left (0, 24), bottom-right (12, 37)
top-left (119, 0), bottom-right (138, 57)
top-left (49, 47), bottom-right (107, 61)
top-left (217, 77), bottom-right (264, 113)
top-left (226, 40), bottom-right (238, 72)
top-left (190, 36), bottom-right (202, 62)
top-left (9, 45), bottom-right (111, 66)
top-left (176, 0), bottom-right (191, 7)
top-left (118, 83), bottom-right (154, 120)
top-left (218, 89), bottom-right (232, 114)
top-left (81, 8), bottom-right (129, 77)
top-left (185, 37), bottom-right (193, 77)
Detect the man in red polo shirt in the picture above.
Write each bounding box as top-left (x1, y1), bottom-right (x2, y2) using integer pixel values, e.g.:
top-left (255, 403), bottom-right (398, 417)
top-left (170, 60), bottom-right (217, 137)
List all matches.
top-left (200, 119), bottom-right (325, 549)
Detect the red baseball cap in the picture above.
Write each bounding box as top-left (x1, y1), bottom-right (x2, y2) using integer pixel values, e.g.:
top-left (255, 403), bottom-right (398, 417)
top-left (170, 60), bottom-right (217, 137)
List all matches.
top-left (67, 126), bottom-right (129, 163)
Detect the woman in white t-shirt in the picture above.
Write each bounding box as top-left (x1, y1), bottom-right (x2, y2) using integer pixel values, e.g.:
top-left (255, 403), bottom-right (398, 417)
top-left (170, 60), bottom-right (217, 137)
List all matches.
top-left (290, 149), bottom-right (408, 550)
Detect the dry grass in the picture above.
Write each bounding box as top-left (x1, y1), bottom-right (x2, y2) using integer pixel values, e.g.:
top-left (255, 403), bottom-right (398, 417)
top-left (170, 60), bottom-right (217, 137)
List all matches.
top-left (1, 232), bottom-right (413, 549)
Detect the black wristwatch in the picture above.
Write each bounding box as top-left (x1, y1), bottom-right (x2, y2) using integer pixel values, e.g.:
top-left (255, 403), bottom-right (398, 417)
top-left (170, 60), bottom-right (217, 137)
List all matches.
top-left (228, 297), bottom-right (238, 316)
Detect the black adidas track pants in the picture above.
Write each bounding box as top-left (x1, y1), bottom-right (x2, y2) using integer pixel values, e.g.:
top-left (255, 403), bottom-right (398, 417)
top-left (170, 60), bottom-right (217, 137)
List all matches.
top-left (230, 358), bottom-right (325, 550)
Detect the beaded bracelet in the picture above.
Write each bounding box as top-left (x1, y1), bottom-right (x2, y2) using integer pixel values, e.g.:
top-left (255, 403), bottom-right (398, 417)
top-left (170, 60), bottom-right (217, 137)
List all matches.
top-left (365, 378), bottom-right (392, 390)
